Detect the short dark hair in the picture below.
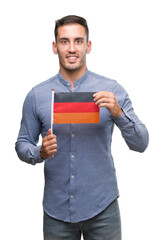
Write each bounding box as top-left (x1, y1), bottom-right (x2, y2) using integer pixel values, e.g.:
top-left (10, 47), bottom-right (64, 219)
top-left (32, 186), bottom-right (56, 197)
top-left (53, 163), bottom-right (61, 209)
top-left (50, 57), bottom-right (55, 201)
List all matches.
top-left (54, 15), bottom-right (89, 42)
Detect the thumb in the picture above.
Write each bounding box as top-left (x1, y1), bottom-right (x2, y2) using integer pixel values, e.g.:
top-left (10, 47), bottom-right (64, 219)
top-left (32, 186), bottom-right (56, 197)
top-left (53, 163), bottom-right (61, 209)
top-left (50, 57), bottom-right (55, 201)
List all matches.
top-left (46, 129), bottom-right (52, 136)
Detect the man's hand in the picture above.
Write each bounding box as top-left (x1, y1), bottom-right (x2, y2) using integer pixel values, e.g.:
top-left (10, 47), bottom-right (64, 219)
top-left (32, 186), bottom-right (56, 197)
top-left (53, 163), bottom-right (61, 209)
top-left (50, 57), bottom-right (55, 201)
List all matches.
top-left (93, 91), bottom-right (123, 118)
top-left (40, 129), bottom-right (57, 159)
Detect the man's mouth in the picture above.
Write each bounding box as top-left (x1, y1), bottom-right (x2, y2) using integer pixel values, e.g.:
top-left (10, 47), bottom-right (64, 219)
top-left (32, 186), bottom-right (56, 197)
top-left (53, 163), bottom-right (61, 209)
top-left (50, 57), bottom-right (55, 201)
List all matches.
top-left (66, 55), bottom-right (78, 63)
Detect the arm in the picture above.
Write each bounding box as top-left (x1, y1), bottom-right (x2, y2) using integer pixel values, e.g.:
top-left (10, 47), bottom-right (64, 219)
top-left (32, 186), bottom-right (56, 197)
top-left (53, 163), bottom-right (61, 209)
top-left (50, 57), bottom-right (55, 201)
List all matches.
top-left (93, 86), bottom-right (149, 153)
top-left (15, 89), bottom-right (57, 165)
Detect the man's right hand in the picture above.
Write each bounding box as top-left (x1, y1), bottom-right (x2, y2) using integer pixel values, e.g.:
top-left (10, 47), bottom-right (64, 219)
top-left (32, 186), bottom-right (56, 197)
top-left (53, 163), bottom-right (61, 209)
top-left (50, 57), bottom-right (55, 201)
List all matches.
top-left (40, 129), bottom-right (57, 159)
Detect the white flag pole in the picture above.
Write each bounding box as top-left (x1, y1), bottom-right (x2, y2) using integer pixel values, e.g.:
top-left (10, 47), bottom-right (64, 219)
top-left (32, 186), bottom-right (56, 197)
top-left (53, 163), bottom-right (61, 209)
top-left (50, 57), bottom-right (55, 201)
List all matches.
top-left (51, 89), bottom-right (55, 134)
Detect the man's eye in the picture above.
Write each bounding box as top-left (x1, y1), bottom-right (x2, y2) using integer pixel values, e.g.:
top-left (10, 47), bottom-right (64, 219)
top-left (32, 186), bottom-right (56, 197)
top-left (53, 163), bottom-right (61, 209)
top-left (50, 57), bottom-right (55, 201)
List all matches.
top-left (76, 40), bottom-right (82, 44)
top-left (61, 40), bottom-right (68, 44)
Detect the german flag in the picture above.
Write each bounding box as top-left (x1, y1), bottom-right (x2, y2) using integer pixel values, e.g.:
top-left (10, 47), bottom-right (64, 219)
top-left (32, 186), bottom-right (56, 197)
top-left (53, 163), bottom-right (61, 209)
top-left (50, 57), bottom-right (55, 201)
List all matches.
top-left (53, 92), bottom-right (99, 124)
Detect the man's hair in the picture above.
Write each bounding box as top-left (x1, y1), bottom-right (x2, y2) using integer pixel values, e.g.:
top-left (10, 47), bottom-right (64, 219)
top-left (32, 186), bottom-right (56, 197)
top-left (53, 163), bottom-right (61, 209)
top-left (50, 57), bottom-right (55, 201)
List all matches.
top-left (54, 15), bottom-right (89, 42)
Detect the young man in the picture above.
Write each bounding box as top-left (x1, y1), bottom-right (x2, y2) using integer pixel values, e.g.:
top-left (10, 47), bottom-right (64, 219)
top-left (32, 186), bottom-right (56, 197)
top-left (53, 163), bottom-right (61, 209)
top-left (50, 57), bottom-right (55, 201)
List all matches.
top-left (15, 15), bottom-right (149, 240)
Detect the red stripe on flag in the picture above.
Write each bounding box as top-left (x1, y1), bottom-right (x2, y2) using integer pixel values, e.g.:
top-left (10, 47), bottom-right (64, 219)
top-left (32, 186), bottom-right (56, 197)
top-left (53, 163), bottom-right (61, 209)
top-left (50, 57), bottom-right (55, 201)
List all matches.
top-left (54, 102), bottom-right (99, 113)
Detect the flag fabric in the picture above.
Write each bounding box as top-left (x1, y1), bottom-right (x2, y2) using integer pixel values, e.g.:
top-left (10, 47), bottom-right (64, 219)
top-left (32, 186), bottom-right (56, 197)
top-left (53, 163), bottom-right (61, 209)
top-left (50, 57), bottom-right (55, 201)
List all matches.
top-left (53, 92), bottom-right (99, 124)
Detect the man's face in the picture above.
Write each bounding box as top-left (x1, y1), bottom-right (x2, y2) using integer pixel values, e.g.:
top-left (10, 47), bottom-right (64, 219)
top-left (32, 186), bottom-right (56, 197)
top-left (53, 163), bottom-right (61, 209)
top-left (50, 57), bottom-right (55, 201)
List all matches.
top-left (53, 24), bottom-right (91, 72)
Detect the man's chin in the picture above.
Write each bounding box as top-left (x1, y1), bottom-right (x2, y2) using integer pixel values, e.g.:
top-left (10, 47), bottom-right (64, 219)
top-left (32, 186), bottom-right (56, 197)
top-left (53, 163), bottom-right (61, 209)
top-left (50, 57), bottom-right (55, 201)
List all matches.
top-left (62, 64), bottom-right (82, 72)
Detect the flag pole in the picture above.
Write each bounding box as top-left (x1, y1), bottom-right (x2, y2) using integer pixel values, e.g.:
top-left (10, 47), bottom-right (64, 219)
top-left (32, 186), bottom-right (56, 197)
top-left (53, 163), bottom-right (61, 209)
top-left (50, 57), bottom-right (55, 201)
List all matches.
top-left (51, 89), bottom-right (55, 134)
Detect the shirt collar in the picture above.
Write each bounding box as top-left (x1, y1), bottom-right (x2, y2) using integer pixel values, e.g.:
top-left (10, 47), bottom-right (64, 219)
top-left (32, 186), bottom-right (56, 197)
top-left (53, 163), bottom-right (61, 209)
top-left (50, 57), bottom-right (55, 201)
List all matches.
top-left (58, 68), bottom-right (89, 87)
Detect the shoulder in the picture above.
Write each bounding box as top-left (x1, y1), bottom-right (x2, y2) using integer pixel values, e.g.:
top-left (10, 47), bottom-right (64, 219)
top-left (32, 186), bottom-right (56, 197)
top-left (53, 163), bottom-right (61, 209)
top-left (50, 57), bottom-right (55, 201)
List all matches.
top-left (88, 70), bottom-right (122, 91)
top-left (28, 73), bottom-right (59, 94)
top-left (88, 70), bottom-right (128, 103)
top-left (90, 71), bottom-right (116, 84)
top-left (24, 74), bottom-right (59, 106)
top-left (32, 74), bottom-right (58, 92)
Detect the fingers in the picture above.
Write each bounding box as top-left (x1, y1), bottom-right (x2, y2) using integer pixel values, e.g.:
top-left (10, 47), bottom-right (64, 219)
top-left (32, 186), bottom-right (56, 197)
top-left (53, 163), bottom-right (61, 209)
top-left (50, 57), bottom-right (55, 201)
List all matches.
top-left (44, 130), bottom-right (56, 143)
top-left (42, 137), bottom-right (57, 150)
top-left (93, 91), bottom-right (123, 117)
top-left (40, 129), bottom-right (58, 159)
top-left (94, 97), bottom-right (115, 106)
top-left (93, 91), bottom-right (115, 107)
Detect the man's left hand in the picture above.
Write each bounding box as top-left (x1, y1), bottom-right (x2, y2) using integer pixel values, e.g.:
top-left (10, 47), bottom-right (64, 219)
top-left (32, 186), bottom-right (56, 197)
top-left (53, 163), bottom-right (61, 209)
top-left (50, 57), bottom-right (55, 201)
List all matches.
top-left (93, 91), bottom-right (123, 118)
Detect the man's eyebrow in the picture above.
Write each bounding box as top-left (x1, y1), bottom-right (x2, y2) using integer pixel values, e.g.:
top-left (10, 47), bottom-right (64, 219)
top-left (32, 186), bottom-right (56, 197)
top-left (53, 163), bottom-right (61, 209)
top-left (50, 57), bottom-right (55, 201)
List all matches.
top-left (58, 37), bottom-right (85, 41)
top-left (75, 37), bottom-right (84, 40)
top-left (59, 38), bottom-right (69, 41)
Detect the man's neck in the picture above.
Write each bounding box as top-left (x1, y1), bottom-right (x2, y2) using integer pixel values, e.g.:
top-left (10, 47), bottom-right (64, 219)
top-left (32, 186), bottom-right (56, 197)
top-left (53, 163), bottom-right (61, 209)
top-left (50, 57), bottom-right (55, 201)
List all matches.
top-left (60, 66), bottom-right (87, 90)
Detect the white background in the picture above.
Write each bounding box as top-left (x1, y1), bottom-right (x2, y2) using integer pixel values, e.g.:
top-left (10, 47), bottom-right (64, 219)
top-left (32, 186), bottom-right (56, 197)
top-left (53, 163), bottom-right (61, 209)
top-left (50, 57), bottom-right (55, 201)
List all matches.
top-left (0, 0), bottom-right (164, 239)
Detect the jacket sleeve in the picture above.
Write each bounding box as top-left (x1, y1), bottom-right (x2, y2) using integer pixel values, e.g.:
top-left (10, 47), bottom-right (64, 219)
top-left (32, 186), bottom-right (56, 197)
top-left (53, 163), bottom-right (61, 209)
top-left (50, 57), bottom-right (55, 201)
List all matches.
top-left (15, 89), bottom-right (44, 165)
top-left (112, 83), bottom-right (149, 153)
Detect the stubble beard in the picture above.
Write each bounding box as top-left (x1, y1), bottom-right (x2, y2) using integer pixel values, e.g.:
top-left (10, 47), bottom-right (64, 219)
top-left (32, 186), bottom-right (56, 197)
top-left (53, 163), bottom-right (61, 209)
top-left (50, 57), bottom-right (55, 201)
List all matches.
top-left (58, 52), bottom-right (87, 73)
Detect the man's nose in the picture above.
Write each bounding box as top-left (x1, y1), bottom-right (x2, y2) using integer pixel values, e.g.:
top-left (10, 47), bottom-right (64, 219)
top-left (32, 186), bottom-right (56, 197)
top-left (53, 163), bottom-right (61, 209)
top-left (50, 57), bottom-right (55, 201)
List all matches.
top-left (68, 42), bottom-right (76, 52)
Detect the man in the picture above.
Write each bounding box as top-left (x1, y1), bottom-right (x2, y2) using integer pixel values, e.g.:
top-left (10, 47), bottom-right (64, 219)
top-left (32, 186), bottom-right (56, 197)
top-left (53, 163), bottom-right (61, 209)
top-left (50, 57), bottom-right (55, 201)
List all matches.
top-left (15, 15), bottom-right (149, 240)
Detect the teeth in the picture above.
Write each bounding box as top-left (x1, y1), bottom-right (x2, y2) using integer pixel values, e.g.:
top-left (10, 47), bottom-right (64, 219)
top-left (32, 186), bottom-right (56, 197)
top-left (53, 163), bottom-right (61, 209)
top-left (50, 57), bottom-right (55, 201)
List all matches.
top-left (69, 57), bottom-right (76, 59)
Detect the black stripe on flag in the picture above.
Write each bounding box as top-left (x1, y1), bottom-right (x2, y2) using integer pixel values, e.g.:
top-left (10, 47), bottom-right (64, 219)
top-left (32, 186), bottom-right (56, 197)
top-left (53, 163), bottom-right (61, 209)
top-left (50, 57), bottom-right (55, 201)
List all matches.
top-left (54, 92), bottom-right (96, 103)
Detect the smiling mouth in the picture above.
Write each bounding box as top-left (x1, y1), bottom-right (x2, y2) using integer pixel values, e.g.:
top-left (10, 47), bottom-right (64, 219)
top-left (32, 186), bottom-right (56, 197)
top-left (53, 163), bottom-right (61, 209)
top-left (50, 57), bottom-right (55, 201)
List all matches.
top-left (66, 56), bottom-right (78, 63)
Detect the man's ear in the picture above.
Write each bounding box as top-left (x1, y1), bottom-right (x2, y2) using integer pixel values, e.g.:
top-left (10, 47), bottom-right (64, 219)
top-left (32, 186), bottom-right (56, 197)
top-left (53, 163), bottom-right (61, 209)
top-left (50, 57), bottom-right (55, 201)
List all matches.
top-left (86, 40), bottom-right (92, 54)
top-left (52, 41), bottom-right (58, 55)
